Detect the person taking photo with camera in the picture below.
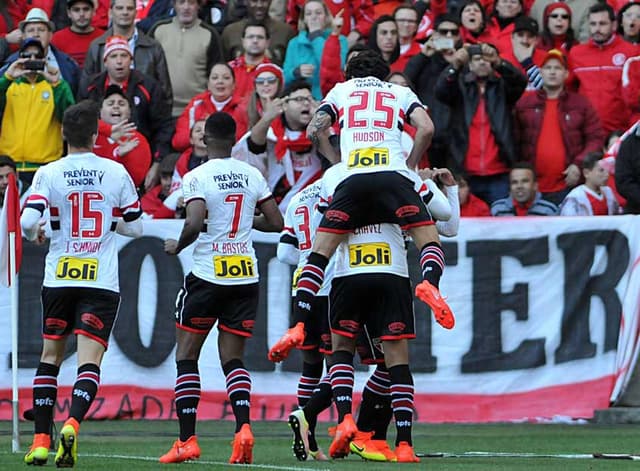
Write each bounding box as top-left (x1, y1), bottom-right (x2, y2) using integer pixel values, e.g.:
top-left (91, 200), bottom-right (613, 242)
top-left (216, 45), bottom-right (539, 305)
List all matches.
top-left (0, 37), bottom-right (75, 185)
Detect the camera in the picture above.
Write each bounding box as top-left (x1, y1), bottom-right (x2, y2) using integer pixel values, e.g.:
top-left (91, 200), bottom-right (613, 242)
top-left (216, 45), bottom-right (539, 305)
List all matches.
top-left (23, 60), bottom-right (45, 71)
top-left (434, 38), bottom-right (455, 50)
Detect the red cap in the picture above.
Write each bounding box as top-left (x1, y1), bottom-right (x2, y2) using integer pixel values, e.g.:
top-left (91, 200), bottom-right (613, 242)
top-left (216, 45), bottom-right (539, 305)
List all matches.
top-left (103, 35), bottom-right (132, 61)
top-left (541, 48), bottom-right (567, 68)
top-left (543, 2), bottom-right (572, 23)
top-left (254, 63), bottom-right (284, 85)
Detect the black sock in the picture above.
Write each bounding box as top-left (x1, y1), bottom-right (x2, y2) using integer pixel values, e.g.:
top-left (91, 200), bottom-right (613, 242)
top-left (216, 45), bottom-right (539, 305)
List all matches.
top-left (302, 375), bottom-right (333, 420)
top-left (419, 242), bottom-right (445, 288)
top-left (32, 362), bottom-right (59, 435)
top-left (298, 361), bottom-right (323, 408)
top-left (357, 366), bottom-right (391, 440)
top-left (292, 253), bottom-right (328, 324)
top-left (69, 363), bottom-right (100, 423)
top-left (329, 350), bottom-right (354, 422)
top-left (175, 360), bottom-right (200, 442)
top-left (223, 359), bottom-right (251, 432)
top-left (389, 364), bottom-right (414, 446)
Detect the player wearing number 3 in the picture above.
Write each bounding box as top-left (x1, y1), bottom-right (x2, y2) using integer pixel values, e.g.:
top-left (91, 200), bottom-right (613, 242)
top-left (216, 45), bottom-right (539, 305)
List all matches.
top-left (21, 100), bottom-right (143, 467)
top-left (161, 112), bottom-right (283, 465)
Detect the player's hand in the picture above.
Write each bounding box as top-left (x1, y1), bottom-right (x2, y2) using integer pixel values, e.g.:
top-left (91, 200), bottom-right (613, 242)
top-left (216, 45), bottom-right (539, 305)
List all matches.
top-left (111, 120), bottom-right (137, 142)
top-left (34, 220), bottom-right (47, 245)
top-left (164, 239), bottom-right (179, 255)
top-left (433, 167), bottom-right (455, 186)
top-left (306, 111), bottom-right (332, 141)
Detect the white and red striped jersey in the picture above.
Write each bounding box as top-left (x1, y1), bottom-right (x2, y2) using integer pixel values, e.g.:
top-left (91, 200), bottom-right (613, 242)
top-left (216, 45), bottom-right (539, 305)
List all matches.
top-left (319, 76), bottom-right (424, 178)
top-left (182, 157), bottom-right (272, 285)
top-left (319, 163), bottom-right (410, 278)
top-left (278, 182), bottom-right (333, 296)
top-left (25, 153), bottom-right (141, 292)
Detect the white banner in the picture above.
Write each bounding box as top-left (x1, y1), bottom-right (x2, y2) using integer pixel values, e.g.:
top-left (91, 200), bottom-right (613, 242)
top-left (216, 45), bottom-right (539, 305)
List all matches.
top-left (1, 216), bottom-right (639, 422)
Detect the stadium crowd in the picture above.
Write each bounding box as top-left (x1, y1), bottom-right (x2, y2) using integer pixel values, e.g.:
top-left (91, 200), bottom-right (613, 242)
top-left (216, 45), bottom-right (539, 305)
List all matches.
top-left (6, 0), bottom-right (640, 468)
top-left (0, 0), bottom-right (638, 217)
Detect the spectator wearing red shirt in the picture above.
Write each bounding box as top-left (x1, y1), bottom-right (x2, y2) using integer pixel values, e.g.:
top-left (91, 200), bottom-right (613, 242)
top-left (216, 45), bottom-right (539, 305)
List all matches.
top-left (51, 0), bottom-right (104, 68)
top-left (229, 20), bottom-right (271, 100)
top-left (459, 0), bottom-right (496, 45)
top-left (172, 62), bottom-right (248, 150)
top-left (515, 48), bottom-right (604, 205)
top-left (569, 3), bottom-right (638, 134)
top-left (392, 4), bottom-right (421, 72)
top-left (141, 152), bottom-right (180, 219)
top-left (457, 174), bottom-right (491, 216)
top-left (94, 84), bottom-right (152, 187)
top-left (537, 2), bottom-right (577, 53)
top-left (485, 0), bottom-right (526, 49)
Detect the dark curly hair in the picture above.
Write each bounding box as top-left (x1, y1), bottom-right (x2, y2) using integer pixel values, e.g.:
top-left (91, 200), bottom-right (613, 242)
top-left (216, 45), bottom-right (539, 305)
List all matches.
top-left (345, 49), bottom-right (390, 81)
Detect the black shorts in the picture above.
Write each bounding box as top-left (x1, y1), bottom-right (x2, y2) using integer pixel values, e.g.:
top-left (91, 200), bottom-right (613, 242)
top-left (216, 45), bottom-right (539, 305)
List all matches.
top-left (319, 172), bottom-right (433, 233)
top-left (41, 286), bottom-right (121, 349)
top-left (329, 273), bottom-right (415, 341)
top-left (175, 272), bottom-right (259, 337)
top-left (291, 296), bottom-right (331, 353)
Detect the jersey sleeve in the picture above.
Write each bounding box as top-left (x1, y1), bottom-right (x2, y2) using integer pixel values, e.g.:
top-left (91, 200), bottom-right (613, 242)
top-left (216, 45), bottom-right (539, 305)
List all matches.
top-left (23, 167), bottom-right (50, 215)
top-left (254, 170), bottom-right (273, 206)
top-left (118, 169), bottom-right (142, 222)
top-left (182, 171), bottom-right (205, 205)
top-left (401, 87), bottom-right (424, 123)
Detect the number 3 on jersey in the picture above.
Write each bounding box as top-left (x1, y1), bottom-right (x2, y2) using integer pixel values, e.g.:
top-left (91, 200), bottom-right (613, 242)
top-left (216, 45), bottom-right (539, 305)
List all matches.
top-left (347, 90), bottom-right (396, 129)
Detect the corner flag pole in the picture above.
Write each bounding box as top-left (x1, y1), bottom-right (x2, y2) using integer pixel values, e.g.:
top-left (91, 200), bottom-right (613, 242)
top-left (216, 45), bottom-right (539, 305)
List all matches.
top-left (10, 230), bottom-right (19, 453)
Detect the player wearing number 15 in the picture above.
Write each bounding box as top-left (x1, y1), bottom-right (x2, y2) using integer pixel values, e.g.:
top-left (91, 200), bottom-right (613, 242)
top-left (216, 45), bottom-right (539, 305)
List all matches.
top-left (20, 100), bottom-right (143, 467)
top-left (161, 112), bottom-right (283, 465)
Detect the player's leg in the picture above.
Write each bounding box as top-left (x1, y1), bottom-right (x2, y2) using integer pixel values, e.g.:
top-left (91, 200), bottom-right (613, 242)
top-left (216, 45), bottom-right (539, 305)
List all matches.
top-left (55, 288), bottom-right (120, 468)
top-left (24, 339), bottom-right (66, 466)
top-left (219, 330), bottom-right (254, 464)
top-left (383, 339), bottom-right (420, 463)
top-left (160, 275), bottom-right (212, 464)
top-left (327, 333), bottom-right (358, 459)
top-left (219, 282), bottom-right (259, 465)
top-left (407, 220), bottom-right (454, 329)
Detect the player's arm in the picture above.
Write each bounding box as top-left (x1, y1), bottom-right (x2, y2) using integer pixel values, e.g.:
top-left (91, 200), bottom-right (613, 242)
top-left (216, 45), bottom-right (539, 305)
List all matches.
top-left (406, 105), bottom-right (434, 169)
top-left (277, 203), bottom-right (300, 265)
top-left (254, 196), bottom-right (284, 233)
top-left (21, 170), bottom-right (48, 243)
top-left (115, 218), bottom-right (143, 238)
top-left (165, 199), bottom-right (206, 255)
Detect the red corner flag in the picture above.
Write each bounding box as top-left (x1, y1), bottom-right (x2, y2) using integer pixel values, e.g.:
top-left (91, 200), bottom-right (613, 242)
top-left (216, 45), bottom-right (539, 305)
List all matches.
top-left (0, 172), bottom-right (22, 287)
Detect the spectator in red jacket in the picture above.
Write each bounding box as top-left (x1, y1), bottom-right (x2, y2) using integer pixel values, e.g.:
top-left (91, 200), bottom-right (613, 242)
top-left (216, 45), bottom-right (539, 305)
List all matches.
top-left (140, 152), bottom-right (181, 219)
top-left (569, 3), bottom-right (637, 134)
top-left (94, 84), bottom-right (152, 188)
top-left (486, 0), bottom-right (526, 49)
top-left (51, 0), bottom-right (104, 68)
top-left (457, 174), bottom-right (491, 216)
top-left (229, 20), bottom-right (272, 99)
top-left (392, 4), bottom-right (421, 72)
top-left (172, 62), bottom-right (248, 151)
top-left (458, 0), bottom-right (496, 45)
top-left (617, 1), bottom-right (640, 44)
top-left (538, 2), bottom-right (577, 53)
top-left (515, 49), bottom-right (604, 204)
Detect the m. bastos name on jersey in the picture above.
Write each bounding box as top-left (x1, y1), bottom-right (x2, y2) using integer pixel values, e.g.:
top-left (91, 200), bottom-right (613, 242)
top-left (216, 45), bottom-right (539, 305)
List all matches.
top-left (212, 171), bottom-right (249, 190)
top-left (212, 241), bottom-right (250, 254)
top-left (62, 168), bottom-right (106, 186)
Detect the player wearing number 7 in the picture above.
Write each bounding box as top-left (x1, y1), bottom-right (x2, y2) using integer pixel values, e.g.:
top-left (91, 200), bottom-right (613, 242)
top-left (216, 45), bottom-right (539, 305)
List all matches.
top-left (21, 100), bottom-right (144, 468)
top-left (161, 112), bottom-right (283, 465)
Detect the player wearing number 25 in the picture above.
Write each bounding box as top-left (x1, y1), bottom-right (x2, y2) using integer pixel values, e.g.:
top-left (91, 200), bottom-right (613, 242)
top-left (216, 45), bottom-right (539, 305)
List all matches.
top-left (21, 100), bottom-right (143, 467)
top-left (161, 112), bottom-right (283, 464)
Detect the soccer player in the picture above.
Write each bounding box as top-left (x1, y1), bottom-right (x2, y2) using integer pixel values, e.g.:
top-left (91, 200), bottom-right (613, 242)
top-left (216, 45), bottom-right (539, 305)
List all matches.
top-left (21, 100), bottom-right (143, 468)
top-left (160, 112), bottom-right (283, 465)
top-left (269, 50), bottom-right (454, 368)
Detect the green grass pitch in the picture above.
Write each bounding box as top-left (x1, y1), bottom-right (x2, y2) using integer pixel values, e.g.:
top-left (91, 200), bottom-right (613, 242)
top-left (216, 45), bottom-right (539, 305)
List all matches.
top-left (2, 420), bottom-right (640, 469)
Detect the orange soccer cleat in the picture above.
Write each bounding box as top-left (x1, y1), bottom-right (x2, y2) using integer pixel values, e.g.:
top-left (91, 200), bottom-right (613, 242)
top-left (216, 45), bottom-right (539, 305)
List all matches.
top-left (159, 435), bottom-right (201, 463)
top-left (349, 431), bottom-right (388, 462)
top-left (371, 439), bottom-right (398, 461)
top-left (415, 280), bottom-right (455, 329)
top-left (229, 423), bottom-right (254, 464)
top-left (268, 323), bottom-right (306, 362)
top-left (394, 441), bottom-right (420, 463)
top-left (328, 414), bottom-right (358, 459)
top-left (24, 433), bottom-right (51, 466)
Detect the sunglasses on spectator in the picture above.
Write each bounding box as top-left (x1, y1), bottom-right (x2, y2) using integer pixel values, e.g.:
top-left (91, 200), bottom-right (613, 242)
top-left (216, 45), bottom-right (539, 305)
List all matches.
top-left (549, 13), bottom-right (569, 19)
top-left (255, 76), bottom-right (278, 85)
top-left (437, 28), bottom-right (459, 36)
top-left (286, 96), bottom-right (312, 103)
top-left (19, 51), bottom-right (44, 59)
